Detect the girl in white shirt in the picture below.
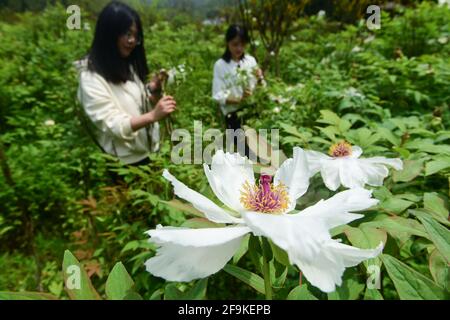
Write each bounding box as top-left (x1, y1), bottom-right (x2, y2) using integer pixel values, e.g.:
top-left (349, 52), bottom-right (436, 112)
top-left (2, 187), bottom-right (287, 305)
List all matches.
top-left (76, 1), bottom-right (176, 167)
top-left (212, 25), bottom-right (265, 131)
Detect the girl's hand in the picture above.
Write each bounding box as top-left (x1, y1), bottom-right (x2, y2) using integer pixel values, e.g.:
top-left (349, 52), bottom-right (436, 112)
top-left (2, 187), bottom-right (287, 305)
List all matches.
top-left (151, 95), bottom-right (176, 121)
top-left (254, 68), bottom-right (264, 79)
top-left (242, 87), bottom-right (253, 99)
top-left (147, 74), bottom-right (162, 96)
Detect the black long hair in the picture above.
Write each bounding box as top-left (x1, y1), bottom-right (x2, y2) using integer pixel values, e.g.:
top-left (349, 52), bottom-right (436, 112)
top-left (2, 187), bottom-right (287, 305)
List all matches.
top-left (87, 1), bottom-right (149, 84)
top-left (222, 25), bottom-right (250, 63)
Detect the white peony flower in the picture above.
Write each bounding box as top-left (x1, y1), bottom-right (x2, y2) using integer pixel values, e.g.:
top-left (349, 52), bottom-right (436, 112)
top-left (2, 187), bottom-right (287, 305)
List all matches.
top-left (364, 35), bottom-right (375, 44)
top-left (438, 36), bottom-right (448, 44)
top-left (269, 94), bottom-right (290, 104)
top-left (305, 141), bottom-right (403, 191)
top-left (318, 10), bottom-right (326, 19)
top-left (438, 0), bottom-right (450, 8)
top-left (345, 87), bottom-right (365, 99)
top-left (351, 46), bottom-right (363, 53)
top-left (167, 69), bottom-right (176, 85)
top-left (145, 148), bottom-right (383, 293)
top-left (290, 102), bottom-right (297, 110)
top-left (44, 119), bottom-right (55, 126)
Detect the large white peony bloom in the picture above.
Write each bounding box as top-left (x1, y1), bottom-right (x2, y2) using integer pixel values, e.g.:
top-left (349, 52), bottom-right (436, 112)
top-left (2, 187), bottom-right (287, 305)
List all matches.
top-left (305, 141), bottom-right (403, 191)
top-left (145, 148), bottom-right (383, 293)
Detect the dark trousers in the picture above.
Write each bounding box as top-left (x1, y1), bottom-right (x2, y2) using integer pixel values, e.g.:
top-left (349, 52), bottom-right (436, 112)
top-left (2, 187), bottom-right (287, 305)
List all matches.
top-left (225, 112), bottom-right (250, 158)
top-left (108, 156), bottom-right (151, 184)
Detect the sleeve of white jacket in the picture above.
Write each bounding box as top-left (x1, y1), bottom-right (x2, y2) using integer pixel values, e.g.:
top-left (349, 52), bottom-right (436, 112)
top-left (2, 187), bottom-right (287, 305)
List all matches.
top-left (79, 71), bottom-right (138, 141)
top-left (212, 61), bottom-right (229, 106)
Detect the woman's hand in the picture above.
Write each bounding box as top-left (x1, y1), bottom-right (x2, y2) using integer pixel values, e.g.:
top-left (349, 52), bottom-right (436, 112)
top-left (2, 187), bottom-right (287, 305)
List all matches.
top-left (151, 95), bottom-right (177, 121)
top-left (254, 68), bottom-right (264, 80)
top-left (131, 96), bottom-right (176, 132)
top-left (254, 68), bottom-right (265, 85)
top-left (242, 87), bottom-right (253, 100)
top-left (147, 74), bottom-right (163, 103)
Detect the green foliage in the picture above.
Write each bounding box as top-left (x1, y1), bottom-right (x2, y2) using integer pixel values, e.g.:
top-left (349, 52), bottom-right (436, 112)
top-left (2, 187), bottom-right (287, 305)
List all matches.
top-left (0, 2), bottom-right (449, 300)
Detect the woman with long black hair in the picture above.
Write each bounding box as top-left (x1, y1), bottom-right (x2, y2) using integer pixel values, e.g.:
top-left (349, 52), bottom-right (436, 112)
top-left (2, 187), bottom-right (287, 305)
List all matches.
top-left (212, 25), bottom-right (265, 132)
top-left (75, 1), bottom-right (176, 168)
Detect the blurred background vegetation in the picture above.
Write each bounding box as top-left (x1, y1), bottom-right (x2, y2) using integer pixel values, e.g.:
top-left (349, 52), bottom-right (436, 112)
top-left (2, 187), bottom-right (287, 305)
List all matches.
top-left (0, 0), bottom-right (448, 300)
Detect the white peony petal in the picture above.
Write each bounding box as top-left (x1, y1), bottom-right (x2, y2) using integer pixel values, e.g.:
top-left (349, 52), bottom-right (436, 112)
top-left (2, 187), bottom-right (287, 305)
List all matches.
top-left (274, 147), bottom-right (311, 210)
top-left (304, 150), bottom-right (330, 176)
top-left (339, 158), bottom-right (368, 189)
top-left (363, 157), bottom-right (403, 170)
top-left (145, 225), bottom-right (251, 282)
top-left (296, 240), bottom-right (383, 293)
top-left (242, 188), bottom-right (380, 293)
top-left (355, 161), bottom-right (389, 186)
top-left (241, 211), bottom-right (348, 292)
top-left (163, 169), bottom-right (243, 224)
top-left (320, 159), bottom-right (342, 191)
top-left (355, 157), bottom-right (403, 187)
top-left (204, 150), bottom-right (255, 212)
top-left (350, 146), bottom-right (363, 158)
top-left (326, 241), bottom-right (384, 267)
top-left (300, 188), bottom-right (379, 229)
top-left (242, 211), bottom-right (327, 265)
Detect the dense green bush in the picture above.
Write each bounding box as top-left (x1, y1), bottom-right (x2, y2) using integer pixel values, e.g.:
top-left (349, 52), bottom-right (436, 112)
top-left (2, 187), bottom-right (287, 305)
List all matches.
top-left (0, 2), bottom-right (448, 300)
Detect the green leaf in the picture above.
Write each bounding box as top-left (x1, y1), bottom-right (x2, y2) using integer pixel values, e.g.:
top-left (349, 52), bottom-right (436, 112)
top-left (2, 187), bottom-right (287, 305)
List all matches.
top-left (425, 156), bottom-right (450, 176)
top-left (379, 197), bottom-right (414, 214)
top-left (318, 126), bottom-right (339, 141)
top-left (423, 193), bottom-right (449, 221)
top-left (380, 254), bottom-right (449, 300)
top-left (279, 123), bottom-right (306, 139)
top-left (248, 235), bottom-right (263, 273)
top-left (363, 216), bottom-right (429, 243)
top-left (287, 285), bottom-right (318, 300)
top-left (260, 237), bottom-right (273, 262)
top-left (105, 262), bottom-right (140, 300)
top-left (327, 277), bottom-right (365, 300)
top-left (223, 264), bottom-right (265, 295)
top-left (378, 127), bottom-right (400, 146)
top-left (344, 226), bottom-right (386, 268)
top-left (0, 292), bottom-right (59, 300)
top-left (392, 160), bottom-right (423, 182)
top-left (180, 217), bottom-right (223, 229)
top-left (160, 199), bottom-right (204, 218)
top-left (271, 263), bottom-right (288, 289)
top-left (62, 250), bottom-right (101, 300)
top-left (318, 110), bottom-right (341, 126)
top-left (269, 240), bottom-right (290, 267)
top-left (149, 288), bottom-right (164, 300)
top-left (183, 279), bottom-right (208, 300)
top-left (233, 234), bottom-right (250, 264)
top-left (338, 119), bottom-right (352, 133)
top-left (164, 284), bottom-right (184, 300)
top-left (404, 141), bottom-right (450, 155)
top-left (163, 279), bottom-right (208, 300)
top-left (415, 213), bottom-right (450, 263)
top-left (363, 288), bottom-right (384, 300)
top-left (429, 250), bottom-right (449, 290)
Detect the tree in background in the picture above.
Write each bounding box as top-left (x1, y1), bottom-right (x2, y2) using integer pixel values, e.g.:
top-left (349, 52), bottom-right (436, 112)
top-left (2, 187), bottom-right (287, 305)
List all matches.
top-left (237, 0), bottom-right (310, 76)
top-left (304, 0), bottom-right (433, 24)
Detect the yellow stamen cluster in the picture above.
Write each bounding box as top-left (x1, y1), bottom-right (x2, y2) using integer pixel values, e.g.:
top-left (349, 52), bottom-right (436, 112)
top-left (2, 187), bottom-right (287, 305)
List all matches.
top-left (329, 141), bottom-right (353, 157)
top-left (240, 180), bottom-right (290, 214)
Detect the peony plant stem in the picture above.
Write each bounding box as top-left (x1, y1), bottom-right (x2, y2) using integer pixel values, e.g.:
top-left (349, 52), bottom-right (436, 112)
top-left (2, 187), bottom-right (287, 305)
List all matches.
top-left (260, 237), bottom-right (273, 300)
